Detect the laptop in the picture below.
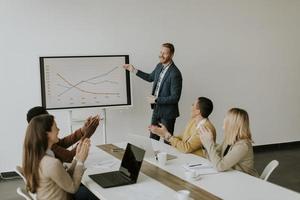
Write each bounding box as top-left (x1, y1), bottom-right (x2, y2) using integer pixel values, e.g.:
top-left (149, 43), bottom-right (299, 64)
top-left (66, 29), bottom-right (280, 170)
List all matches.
top-left (89, 143), bottom-right (145, 188)
top-left (127, 134), bottom-right (177, 160)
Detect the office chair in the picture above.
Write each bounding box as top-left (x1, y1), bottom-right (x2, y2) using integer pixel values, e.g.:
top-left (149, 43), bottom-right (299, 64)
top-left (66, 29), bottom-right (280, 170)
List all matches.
top-left (15, 165), bottom-right (27, 184)
top-left (15, 166), bottom-right (37, 200)
top-left (260, 160), bottom-right (279, 181)
top-left (16, 187), bottom-right (34, 200)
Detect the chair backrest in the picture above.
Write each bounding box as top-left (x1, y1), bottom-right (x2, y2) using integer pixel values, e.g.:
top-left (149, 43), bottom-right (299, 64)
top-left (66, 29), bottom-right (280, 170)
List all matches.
top-left (15, 165), bottom-right (27, 184)
top-left (260, 160), bottom-right (279, 181)
top-left (17, 187), bottom-right (33, 200)
top-left (15, 166), bottom-right (37, 200)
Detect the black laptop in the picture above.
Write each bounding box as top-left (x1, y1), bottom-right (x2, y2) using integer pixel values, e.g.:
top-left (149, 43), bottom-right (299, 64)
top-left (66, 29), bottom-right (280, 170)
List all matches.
top-left (89, 143), bottom-right (145, 188)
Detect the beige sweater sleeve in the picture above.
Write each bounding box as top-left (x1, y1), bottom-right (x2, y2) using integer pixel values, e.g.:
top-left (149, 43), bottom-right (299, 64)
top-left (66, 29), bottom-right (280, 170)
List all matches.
top-left (204, 140), bottom-right (249, 172)
top-left (65, 159), bottom-right (77, 175)
top-left (44, 158), bottom-right (84, 194)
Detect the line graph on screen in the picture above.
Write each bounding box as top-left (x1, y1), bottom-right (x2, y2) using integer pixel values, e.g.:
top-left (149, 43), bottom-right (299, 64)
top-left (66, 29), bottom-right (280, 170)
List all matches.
top-left (56, 67), bottom-right (120, 96)
top-left (40, 55), bottom-right (131, 109)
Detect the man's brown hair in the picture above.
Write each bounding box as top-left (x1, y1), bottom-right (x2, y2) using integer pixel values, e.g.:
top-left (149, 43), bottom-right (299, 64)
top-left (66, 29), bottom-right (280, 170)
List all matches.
top-left (162, 43), bottom-right (175, 55)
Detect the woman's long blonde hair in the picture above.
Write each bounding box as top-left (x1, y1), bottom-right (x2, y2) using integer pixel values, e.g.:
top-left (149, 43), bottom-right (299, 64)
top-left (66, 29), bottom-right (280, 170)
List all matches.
top-left (223, 108), bottom-right (253, 145)
top-left (22, 114), bottom-right (54, 193)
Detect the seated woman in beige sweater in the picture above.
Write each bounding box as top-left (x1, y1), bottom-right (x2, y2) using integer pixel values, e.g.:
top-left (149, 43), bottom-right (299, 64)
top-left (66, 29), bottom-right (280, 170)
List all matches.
top-left (22, 114), bottom-right (95, 200)
top-left (149, 97), bottom-right (216, 157)
top-left (198, 108), bottom-right (259, 177)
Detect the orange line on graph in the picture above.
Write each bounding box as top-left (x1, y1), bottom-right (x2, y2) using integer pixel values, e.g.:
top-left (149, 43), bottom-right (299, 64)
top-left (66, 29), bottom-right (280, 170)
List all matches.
top-left (57, 73), bottom-right (120, 95)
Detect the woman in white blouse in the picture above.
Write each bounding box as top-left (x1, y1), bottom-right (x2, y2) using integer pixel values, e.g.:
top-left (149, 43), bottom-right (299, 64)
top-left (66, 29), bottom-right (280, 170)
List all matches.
top-left (22, 114), bottom-right (97, 200)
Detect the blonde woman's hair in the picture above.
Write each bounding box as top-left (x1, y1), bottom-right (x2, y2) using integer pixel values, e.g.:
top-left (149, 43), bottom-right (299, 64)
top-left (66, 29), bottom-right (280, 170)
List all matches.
top-left (223, 108), bottom-right (253, 145)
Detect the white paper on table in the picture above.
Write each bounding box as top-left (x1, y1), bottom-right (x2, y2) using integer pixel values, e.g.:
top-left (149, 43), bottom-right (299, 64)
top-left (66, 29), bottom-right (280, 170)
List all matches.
top-left (86, 158), bottom-right (117, 169)
top-left (183, 162), bottom-right (218, 175)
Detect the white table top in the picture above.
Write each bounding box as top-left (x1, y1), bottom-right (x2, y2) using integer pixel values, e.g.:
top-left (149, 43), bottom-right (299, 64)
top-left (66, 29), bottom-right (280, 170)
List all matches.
top-left (82, 140), bottom-right (300, 200)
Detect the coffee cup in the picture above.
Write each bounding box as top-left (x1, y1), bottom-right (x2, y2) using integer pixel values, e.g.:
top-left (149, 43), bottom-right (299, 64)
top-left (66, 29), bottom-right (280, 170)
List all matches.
top-left (157, 152), bottom-right (167, 166)
top-left (176, 190), bottom-right (190, 200)
top-left (184, 169), bottom-right (197, 180)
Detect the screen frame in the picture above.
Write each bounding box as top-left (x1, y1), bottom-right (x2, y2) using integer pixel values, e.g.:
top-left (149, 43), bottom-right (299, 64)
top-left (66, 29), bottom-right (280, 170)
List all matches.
top-left (40, 55), bottom-right (131, 110)
top-left (119, 143), bottom-right (145, 182)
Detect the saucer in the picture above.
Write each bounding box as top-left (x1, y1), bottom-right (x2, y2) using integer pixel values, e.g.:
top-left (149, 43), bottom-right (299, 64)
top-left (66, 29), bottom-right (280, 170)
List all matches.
top-left (174, 194), bottom-right (194, 200)
top-left (186, 174), bottom-right (201, 181)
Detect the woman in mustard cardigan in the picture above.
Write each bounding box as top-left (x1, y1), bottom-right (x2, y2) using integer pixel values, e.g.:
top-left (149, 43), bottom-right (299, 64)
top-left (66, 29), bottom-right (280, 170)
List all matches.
top-left (149, 97), bottom-right (216, 157)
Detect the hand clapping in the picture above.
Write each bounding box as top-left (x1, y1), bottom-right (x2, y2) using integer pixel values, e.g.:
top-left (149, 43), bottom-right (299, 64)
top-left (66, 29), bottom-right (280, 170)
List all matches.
top-left (198, 125), bottom-right (213, 145)
top-left (148, 123), bottom-right (168, 138)
top-left (81, 115), bottom-right (101, 139)
top-left (75, 138), bottom-right (91, 163)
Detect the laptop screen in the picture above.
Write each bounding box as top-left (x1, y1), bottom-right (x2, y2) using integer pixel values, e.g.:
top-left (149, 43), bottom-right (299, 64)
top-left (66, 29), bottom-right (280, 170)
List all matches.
top-left (119, 143), bottom-right (145, 181)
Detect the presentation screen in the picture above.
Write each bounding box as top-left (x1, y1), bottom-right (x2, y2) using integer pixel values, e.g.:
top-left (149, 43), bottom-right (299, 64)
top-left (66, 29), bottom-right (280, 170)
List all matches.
top-left (40, 55), bottom-right (131, 110)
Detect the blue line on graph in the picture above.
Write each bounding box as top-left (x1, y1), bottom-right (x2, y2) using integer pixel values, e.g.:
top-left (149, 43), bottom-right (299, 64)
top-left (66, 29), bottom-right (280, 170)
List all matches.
top-left (57, 66), bottom-right (119, 96)
top-left (84, 80), bottom-right (118, 85)
top-left (57, 80), bottom-right (118, 90)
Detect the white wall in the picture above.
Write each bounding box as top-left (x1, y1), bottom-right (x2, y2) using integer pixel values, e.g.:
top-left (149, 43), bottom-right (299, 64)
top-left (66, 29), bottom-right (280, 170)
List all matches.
top-left (1, 0), bottom-right (300, 171)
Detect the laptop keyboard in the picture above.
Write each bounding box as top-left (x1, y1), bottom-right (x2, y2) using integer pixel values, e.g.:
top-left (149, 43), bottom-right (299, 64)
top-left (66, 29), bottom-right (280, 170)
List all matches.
top-left (94, 171), bottom-right (131, 186)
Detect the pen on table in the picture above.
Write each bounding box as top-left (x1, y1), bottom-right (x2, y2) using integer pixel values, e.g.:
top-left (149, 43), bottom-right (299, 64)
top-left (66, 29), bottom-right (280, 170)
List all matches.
top-left (188, 163), bottom-right (202, 167)
top-left (111, 148), bottom-right (124, 152)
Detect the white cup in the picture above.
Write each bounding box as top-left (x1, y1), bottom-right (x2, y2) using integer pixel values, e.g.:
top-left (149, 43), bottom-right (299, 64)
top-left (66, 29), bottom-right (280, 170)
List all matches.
top-left (176, 190), bottom-right (190, 200)
top-left (184, 169), bottom-right (197, 180)
top-left (157, 152), bottom-right (167, 166)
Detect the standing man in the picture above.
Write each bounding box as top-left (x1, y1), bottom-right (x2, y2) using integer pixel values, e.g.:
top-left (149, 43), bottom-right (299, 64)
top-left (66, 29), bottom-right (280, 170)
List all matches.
top-left (123, 43), bottom-right (182, 143)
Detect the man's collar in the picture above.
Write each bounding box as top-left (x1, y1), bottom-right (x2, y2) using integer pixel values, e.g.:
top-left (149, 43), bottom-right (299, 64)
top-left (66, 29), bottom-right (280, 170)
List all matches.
top-left (162, 61), bottom-right (172, 68)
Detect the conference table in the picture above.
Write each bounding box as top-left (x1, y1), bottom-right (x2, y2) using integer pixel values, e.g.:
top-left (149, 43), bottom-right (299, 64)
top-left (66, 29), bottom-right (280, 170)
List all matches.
top-left (81, 139), bottom-right (300, 200)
